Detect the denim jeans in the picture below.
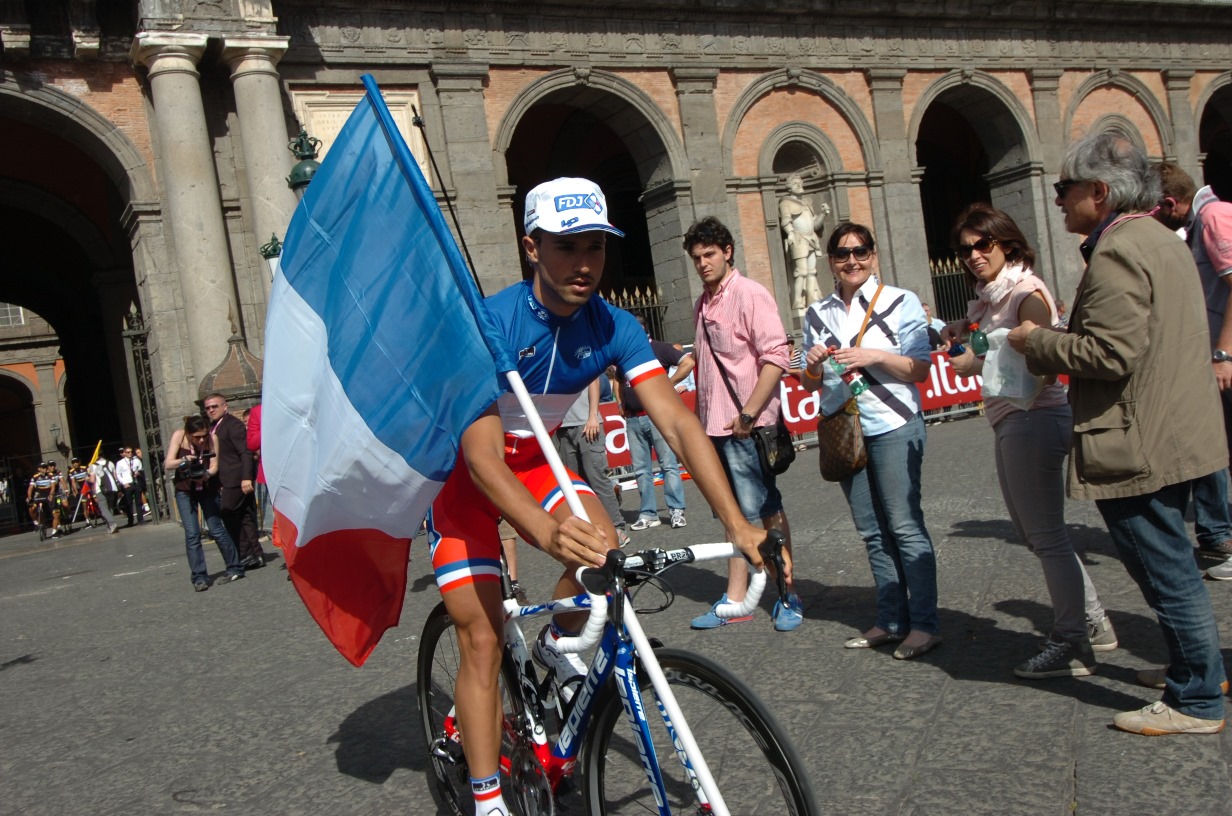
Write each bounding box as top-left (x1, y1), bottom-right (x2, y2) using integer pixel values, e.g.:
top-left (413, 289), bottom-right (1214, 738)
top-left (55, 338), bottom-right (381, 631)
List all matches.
top-left (1097, 482), bottom-right (1226, 720)
top-left (1190, 468), bottom-right (1232, 548)
top-left (554, 424), bottom-right (625, 529)
top-left (711, 434), bottom-right (784, 523)
top-left (840, 414), bottom-right (939, 636)
top-left (626, 414), bottom-right (685, 518)
top-left (177, 489), bottom-right (244, 584)
top-left (994, 406), bottom-right (1105, 641)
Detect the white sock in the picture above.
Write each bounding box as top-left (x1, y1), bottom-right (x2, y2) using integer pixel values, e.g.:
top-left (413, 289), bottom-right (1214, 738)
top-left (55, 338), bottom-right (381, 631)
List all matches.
top-left (471, 773), bottom-right (507, 816)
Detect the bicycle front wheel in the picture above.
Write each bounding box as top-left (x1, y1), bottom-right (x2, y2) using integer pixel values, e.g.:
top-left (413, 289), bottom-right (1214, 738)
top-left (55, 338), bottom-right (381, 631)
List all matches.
top-left (581, 647), bottom-right (818, 816)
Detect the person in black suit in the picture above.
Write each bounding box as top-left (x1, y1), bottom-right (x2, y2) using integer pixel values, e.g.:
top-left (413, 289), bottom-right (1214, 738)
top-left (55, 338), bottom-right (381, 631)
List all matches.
top-left (204, 393), bottom-right (266, 568)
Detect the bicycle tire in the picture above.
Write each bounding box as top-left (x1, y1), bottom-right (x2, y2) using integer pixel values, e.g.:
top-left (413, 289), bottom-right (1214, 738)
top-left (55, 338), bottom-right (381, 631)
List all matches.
top-left (580, 647), bottom-right (818, 816)
top-left (417, 601), bottom-right (526, 815)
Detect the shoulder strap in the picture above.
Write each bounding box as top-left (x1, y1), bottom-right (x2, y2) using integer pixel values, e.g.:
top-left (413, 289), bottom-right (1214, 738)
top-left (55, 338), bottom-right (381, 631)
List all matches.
top-left (853, 284), bottom-right (885, 348)
top-left (700, 318), bottom-right (747, 410)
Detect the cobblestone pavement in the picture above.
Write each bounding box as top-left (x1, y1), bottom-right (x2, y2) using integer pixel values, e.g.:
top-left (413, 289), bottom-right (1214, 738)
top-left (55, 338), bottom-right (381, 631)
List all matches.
top-left (3, 416), bottom-right (1232, 815)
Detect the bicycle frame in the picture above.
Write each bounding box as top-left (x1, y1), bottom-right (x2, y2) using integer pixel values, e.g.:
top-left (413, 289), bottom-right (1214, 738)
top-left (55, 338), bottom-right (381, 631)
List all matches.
top-left (439, 547), bottom-right (763, 816)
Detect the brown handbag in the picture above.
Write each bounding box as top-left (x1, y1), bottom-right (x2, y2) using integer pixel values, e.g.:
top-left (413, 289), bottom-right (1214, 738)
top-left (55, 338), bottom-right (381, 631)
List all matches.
top-left (816, 284), bottom-right (883, 482)
top-left (817, 398), bottom-right (865, 481)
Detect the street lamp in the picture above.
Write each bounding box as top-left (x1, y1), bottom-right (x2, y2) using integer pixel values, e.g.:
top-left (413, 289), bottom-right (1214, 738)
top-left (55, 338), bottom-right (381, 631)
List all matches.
top-left (286, 127), bottom-right (321, 195)
top-left (259, 233), bottom-right (282, 281)
top-left (50, 424), bottom-right (60, 447)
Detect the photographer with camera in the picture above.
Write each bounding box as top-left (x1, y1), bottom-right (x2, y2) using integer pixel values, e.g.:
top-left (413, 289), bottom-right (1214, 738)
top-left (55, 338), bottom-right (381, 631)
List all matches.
top-left (165, 416), bottom-right (245, 592)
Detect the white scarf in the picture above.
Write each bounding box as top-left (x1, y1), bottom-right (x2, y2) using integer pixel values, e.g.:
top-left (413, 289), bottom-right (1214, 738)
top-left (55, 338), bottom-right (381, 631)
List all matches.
top-left (974, 261), bottom-right (1031, 307)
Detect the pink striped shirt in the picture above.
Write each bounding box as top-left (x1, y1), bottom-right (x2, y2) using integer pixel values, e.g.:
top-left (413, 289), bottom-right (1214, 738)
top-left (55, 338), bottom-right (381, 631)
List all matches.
top-left (692, 268), bottom-right (791, 436)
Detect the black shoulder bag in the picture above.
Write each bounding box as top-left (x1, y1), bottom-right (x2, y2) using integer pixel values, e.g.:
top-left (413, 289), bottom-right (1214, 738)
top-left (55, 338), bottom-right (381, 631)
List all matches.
top-left (701, 320), bottom-right (795, 476)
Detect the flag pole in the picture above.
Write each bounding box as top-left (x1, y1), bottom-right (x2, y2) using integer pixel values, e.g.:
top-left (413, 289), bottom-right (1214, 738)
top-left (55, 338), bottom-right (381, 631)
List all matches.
top-left (411, 104), bottom-right (482, 296)
top-left (504, 370), bottom-right (591, 522)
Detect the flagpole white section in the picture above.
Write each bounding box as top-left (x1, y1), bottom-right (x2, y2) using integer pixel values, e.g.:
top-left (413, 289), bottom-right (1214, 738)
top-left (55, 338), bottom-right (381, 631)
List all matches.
top-left (504, 370), bottom-right (591, 522)
top-left (264, 272), bottom-right (444, 543)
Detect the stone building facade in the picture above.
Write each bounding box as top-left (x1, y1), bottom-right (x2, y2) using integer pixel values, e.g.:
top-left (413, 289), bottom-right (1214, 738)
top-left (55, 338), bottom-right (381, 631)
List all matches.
top-left (0, 0), bottom-right (1229, 506)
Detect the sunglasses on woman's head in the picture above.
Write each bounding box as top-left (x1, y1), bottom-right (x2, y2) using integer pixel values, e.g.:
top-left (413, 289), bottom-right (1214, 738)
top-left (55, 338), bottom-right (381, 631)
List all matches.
top-left (829, 245), bottom-right (872, 261)
top-left (957, 237), bottom-right (997, 258)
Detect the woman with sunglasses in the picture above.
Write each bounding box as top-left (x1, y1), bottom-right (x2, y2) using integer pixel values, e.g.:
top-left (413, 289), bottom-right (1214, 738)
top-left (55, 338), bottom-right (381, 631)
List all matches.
top-left (165, 415), bottom-right (245, 592)
top-left (801, 223), bottom-right (941, 660)
top-left (945, 202), bottom-right (1116, 679)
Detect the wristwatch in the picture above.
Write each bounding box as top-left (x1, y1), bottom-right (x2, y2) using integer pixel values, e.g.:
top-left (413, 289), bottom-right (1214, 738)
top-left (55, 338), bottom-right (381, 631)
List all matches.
top-left (739, 413), bottom-right (755, 426)
top-left (1214, 350), bottom-right (1230, 363)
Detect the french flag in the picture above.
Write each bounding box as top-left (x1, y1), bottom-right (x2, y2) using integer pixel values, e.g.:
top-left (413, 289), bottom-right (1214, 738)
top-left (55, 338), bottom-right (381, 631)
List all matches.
top-left (262, 76), bottom-right (516, 666)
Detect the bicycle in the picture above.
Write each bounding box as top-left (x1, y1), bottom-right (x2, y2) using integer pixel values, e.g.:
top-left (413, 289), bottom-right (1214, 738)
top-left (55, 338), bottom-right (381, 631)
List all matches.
top-left (418, 531), bottom-right (819, 815)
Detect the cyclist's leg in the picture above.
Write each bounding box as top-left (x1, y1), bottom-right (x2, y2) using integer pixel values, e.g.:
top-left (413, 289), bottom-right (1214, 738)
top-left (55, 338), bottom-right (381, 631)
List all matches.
top-left (428, 463), bottom-right (508, 786)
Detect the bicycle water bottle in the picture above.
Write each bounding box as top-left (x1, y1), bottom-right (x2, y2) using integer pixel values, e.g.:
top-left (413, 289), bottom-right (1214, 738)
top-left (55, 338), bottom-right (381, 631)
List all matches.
top-left (969, 322), bottom-right (989, 357)
top-left (826, 341), bottom-right (869, 396)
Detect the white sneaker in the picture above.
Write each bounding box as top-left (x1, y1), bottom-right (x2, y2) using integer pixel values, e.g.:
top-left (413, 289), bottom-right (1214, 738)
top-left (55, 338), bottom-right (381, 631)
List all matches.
top-left (629, 516), bottom-right (660, 531)
top-left (533, 625), bottom-right (589, 702)
top-left (670, 509), bottom-right (686, 528)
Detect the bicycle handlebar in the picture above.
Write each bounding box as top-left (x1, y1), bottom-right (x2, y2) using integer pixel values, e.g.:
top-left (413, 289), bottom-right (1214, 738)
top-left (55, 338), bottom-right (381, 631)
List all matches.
top-left (554, 530), bottom-right (786, 655)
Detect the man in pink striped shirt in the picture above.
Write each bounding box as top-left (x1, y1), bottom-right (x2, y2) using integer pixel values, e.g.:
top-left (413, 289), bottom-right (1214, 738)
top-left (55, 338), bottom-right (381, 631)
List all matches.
top-left (686, 216), bottom-right (802, 632)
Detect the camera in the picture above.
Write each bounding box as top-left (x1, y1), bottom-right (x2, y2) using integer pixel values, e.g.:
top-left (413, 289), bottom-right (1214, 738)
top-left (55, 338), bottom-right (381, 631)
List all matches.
top-left (177, 451), bottom-right (215, 481)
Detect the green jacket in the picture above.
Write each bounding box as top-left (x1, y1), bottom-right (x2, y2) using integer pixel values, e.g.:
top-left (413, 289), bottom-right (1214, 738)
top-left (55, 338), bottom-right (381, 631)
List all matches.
top-left (1025, 214), bottom-right (1227, 500)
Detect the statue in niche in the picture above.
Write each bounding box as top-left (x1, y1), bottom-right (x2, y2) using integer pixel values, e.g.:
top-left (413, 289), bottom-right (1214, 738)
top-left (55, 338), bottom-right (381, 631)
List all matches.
top-left (778, 173), bottom-right (830, 310)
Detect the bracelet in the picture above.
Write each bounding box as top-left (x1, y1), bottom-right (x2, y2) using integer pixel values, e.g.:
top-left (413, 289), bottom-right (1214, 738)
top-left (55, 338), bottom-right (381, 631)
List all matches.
top-left (802, 366), bottom-right (821, 381)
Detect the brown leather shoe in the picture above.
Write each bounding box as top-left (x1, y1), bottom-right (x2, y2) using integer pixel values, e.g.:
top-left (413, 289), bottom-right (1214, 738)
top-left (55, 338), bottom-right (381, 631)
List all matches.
top-left (1199, 539), bottom-right (1232, 556)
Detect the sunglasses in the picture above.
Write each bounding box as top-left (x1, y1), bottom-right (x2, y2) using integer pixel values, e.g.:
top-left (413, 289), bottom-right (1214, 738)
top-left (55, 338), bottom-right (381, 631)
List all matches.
top-left (1053, 178), bottom-right (1084, 198)
top-left (204, 404), bottom-right (223, 410)
top-left (957, 237), bottom-right (998, 258)
top-left (829, 245), bottom-right (873, 261)
top-left (191, 434), bottom-right (208, 441)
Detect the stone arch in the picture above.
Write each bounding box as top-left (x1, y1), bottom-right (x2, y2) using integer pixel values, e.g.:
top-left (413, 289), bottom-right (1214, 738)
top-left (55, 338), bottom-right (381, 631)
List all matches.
top-left (908, 69), bottom-right (1042, 173)
top-left (1063, 70), bottom-right (1174, 157)
top-left (1194, 70), bottom-right (1232, 131)
top-left (1088, 113), bottom-right (1147, 150)
top-left (0, 367), bottom-right (38, 397)
top-left (0, 71), bottom-right (157, 204)
top-left (492, 68), bottom-right (688, 190)
top-left (721, 69), bottom-right (883, 177)
top-left (1195, 71), bottom-right (1232, 198)
top-left (494, 68), bottom-right (696, 337)
top-left (0, 180), bottom-right (117, 270)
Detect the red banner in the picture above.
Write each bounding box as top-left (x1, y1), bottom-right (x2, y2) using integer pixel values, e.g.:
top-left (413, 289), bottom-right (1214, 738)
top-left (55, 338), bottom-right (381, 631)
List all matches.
top-left (596, 352), bottom-right (984, 468)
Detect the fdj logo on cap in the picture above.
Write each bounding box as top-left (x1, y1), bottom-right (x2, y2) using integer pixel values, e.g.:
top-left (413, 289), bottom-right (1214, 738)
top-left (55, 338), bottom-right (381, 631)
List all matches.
top-left (553, 192), bottom-right (604, 216)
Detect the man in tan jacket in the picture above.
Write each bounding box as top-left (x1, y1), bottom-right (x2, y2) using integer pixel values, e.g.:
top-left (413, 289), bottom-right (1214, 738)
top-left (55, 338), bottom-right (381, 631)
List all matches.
top-left (1009, 132), bottom-right (1227, 736)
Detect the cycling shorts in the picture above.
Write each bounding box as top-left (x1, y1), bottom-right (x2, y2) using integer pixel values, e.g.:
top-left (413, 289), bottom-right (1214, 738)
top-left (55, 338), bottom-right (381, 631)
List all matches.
top-left (428, 435), bottom-right (594, 594)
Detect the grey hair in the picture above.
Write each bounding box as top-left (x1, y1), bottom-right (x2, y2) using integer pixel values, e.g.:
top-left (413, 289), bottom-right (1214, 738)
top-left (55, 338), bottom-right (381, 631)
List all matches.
top-left (1060, 131), bottom-right (1160, 212)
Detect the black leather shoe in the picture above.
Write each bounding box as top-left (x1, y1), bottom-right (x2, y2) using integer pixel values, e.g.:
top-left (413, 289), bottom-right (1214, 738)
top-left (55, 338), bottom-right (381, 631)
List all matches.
top-left (241, 557), bottom-right (265, 570)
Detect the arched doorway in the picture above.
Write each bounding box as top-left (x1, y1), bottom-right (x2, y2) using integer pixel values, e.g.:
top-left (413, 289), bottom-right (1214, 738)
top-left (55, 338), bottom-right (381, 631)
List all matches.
top-left (913, 76), bottom-right (1040, 320)
top-left (496, 72), bottom-right (687, 339)
top-left (0, 370), bottom-right (37, 532)
top-left (1199, 81), bottom-right (1232, 201)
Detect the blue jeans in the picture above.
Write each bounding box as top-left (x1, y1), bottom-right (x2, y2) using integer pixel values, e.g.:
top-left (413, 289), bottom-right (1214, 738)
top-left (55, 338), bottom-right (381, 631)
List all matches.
top-left (626, 414), bottom-right (685, 518)
top-left (711, 434), bottom-right (784, 523)
top-left (1190, 468), bottom-right (1232, 548)
top-left (841, 414), bottom-right (939, 636)
top-left (1097, 482), bottom-right (1226, 720)
top-left (177, 489), bottom-right (244, 584)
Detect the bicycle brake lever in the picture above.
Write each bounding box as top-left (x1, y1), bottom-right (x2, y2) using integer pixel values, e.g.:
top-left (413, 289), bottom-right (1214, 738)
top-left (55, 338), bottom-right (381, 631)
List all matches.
top-left (758, 530), bottom-right (788, 600)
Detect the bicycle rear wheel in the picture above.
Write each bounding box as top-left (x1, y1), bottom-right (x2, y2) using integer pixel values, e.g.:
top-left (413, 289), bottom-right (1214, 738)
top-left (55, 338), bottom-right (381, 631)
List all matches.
top-left (417, 601), bottom-right (526, 815)
top-left (581, 647), bottom-right (818, 816)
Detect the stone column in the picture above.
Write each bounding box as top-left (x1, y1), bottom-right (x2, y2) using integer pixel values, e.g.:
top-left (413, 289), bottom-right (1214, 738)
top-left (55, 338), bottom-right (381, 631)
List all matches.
top-left (33, 360), bottom-right (60, 463)
top-left (132, 32), bottom-right (237, 387)
top-left (222, 36), bottom-right (298, 303)
top-left (430, 62), bottom-right (514, 292)
top-left (1164, 70), bottom-right (1200, 181)
top-left (1028, 69), bottom-right (1080, 295)
top-left (865, 69), bottom-right (930, 300)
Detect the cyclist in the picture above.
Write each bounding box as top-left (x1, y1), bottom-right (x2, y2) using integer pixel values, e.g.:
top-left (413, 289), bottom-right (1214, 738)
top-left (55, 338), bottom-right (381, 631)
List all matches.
top-left (66, 457), bottom-right (89, 524)
top-left (27, 461), bottom-right (62, 537)
top-left (427, 177), bottom-right (786, 816)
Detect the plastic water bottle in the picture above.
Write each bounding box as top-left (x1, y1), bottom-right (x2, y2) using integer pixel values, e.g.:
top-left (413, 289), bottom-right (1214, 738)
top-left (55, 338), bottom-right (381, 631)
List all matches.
top-left (826, 342), bottom-right (869, 396)
top-left (969, 322), bottom-right (989, 357)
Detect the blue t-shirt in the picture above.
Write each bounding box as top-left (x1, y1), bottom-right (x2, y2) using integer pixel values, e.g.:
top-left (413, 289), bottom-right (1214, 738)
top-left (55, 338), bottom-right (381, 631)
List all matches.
top-left (485, 281), bottom-right (661, 437)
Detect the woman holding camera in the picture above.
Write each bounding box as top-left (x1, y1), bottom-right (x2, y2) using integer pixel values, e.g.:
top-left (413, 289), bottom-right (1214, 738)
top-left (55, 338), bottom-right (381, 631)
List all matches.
top-left (165, 415), bottom-right (245, 592)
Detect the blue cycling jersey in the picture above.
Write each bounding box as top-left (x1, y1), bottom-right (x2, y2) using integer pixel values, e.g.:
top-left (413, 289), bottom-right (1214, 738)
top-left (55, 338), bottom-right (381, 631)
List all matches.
top-left (485, 281), bottom-right (661, 437)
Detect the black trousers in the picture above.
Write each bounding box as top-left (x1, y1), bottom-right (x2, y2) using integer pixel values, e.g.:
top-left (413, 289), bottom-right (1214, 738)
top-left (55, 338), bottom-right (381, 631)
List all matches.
top-left (221, 491), bottom-right (263, 563)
